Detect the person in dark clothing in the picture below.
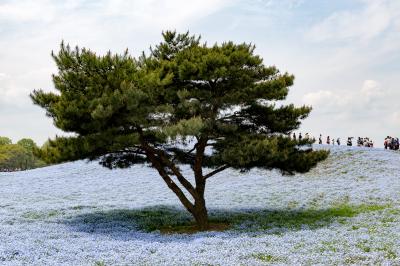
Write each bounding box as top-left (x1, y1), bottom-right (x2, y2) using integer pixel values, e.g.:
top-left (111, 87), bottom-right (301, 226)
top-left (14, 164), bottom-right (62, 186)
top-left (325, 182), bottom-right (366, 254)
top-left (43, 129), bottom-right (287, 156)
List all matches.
top-left (319, 134), bottom-right (322, 144)
top-left (326, 136), bottom-right (330, 145)
top-left (299, 133), bottom-right (302, 141)
top-left (337, 138), bottom-right (340, 145)
top-left (292, 133), bottom-right (296, 141)
top-left (347, 137), bottom-right (353, 146)
top-left (391, 137), bottom-right (399, 150)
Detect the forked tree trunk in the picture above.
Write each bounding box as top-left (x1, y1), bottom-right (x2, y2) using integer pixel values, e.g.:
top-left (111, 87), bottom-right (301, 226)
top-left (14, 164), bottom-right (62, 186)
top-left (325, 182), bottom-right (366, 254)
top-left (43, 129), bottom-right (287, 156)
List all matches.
top-left (142, 137), bottom-right (212, 231)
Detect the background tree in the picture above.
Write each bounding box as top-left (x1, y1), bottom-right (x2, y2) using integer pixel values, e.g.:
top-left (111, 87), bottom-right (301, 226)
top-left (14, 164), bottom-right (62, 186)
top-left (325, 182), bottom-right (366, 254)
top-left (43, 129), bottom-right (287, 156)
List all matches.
top-left (0, 144), bottom-right (31, 171)
top-left (0, 138), bottom-right (46, 171)
top-left (0, 136), bottom-right (12, 146)
top-left (31, 32), bottom-right (329, 230)
top-left (17, 138), bottom-right (38, 153)
top-left (17, 138), bottom-right (46, 169)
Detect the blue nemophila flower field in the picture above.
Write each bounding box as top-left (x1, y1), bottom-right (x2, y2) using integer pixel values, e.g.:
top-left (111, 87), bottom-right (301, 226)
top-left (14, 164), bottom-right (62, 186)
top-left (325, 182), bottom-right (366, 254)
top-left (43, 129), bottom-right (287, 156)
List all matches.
top-left (0, 146), bottom-right (399, 265)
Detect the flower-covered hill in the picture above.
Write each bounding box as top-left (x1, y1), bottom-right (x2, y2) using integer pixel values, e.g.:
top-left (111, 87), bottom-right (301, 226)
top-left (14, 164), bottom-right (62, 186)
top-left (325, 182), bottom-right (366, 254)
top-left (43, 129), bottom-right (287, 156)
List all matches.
top-left (0, 145), bottom-right (399, 265)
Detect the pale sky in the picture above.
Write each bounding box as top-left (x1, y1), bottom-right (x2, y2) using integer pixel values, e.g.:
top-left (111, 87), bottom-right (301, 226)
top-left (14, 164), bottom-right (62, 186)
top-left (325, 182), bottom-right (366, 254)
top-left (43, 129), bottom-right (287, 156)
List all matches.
top-left (0, 0), bottom-right (399, 146)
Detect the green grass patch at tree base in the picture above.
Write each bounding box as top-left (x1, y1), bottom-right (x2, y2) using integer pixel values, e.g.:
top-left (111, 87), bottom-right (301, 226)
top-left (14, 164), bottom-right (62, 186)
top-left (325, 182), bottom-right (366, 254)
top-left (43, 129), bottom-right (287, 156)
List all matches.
top-left (160, 222), bottom-right (231, 234)
top-left (65, 203), bottom-right (389, 234)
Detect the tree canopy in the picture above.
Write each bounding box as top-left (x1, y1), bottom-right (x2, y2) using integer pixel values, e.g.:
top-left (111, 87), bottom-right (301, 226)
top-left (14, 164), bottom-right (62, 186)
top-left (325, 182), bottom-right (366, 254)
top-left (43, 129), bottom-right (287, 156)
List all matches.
top-left (0, 137), bottom-right (45, 171)
top-left (31, 31), bottom-right (329, 230)
top-left (0, 137), bottom-right (12, 146)
top-left (17, 138), bottom-right (38, 153)
top-left (0, 144), bottom-right (31, 171)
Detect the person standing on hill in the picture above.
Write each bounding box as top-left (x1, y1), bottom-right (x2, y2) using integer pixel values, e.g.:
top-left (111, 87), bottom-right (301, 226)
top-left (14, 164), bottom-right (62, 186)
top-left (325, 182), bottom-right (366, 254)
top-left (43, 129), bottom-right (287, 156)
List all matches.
top-left (337, 138), bottom-right (340, 145)
top-left (293, 132), bottom-right (296, 141)
top-left (319, 134), bottom-right (322, 144)
top-left (357, 137), bottom-right (362, 146)
top-left (347, 137), bottom-right (353, 146)
top-left (299, 133), bottom-right (302, 141)
top-left (384, 136), bottom-right (389, 149)
top-left (327, 136), bottom-right (330, 145)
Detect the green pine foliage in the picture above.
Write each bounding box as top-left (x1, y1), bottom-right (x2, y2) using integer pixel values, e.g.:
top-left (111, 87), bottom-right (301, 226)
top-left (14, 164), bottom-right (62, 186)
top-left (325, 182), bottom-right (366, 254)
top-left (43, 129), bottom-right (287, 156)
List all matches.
top-left (31, 31), bottom-right (329, 229)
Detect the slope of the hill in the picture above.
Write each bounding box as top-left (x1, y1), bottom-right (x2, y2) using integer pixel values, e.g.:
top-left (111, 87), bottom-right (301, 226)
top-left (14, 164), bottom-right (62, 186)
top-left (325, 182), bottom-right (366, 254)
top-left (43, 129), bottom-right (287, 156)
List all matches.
top-left (0, 145), bottom-right (399, 265)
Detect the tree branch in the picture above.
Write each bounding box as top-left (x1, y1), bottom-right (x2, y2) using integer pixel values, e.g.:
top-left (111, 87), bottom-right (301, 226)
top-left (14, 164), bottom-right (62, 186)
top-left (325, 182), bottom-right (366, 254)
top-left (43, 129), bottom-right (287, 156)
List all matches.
top-left (171, 144), bottom-right (197, 163)
top-left (119, 147), bottom-right (146, 155)
top-left (141, 141), bottom-right (198, 200)
top-left (144, 148), bottom-right (195, 213)
top-left (161, 153), bottom-right (198, 199)
top-left (137, 128), bottom-right (197, 205)
top-left (204, 165), bottom-right (229, 180)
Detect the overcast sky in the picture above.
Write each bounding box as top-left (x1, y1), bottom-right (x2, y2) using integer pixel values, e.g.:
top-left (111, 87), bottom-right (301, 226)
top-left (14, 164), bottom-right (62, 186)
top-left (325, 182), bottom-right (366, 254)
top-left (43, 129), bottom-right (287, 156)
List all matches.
top-left (0, 0), bottom-right (399, 146)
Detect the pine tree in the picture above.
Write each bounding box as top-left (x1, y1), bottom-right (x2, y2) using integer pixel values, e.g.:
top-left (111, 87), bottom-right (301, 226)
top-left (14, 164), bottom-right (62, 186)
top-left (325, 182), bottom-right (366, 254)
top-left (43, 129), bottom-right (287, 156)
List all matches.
top-left (31, 31), bottom-right (328, 230)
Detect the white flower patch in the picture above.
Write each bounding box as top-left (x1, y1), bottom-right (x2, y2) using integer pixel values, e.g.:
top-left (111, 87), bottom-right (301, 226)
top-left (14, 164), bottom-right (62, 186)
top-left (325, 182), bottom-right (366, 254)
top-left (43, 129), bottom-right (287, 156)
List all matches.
top-left (0, 146), bottom-right (399, 265)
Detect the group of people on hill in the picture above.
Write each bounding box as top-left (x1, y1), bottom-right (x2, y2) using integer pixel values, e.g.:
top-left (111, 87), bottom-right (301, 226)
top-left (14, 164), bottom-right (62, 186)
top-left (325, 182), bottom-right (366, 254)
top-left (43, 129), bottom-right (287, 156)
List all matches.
top-left (292, 133), bottom-right (342, 146)
top-left (384, 136), bottom-right (399, 150)
top-left (322, 135), bottom-right (374, 147)
top-left (292, 133), bottom-right (376, 148)
top-left (318, 134), bottom-right (340, 145)
top-left (318, 135), bottom-right (341, 146)
top-left (291, 132), bottom-right (311, 141)
top-left (355, 137), bottom-right (374, 147)
top-left (291, 133), bottom-right (400, 150)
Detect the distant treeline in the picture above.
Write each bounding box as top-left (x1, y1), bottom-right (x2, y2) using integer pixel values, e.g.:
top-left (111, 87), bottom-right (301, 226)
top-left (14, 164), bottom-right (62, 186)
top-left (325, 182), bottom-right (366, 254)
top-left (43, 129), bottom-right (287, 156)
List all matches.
top-left (0, 137), bottom-right (46, 172)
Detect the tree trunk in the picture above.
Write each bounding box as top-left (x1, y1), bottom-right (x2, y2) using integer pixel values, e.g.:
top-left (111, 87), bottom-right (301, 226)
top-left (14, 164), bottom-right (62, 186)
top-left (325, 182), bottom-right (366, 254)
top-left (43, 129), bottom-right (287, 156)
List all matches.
top-left (193, 197), bottom-right (209, 230)
top-left (192, 137), bottom-right (209, 230)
